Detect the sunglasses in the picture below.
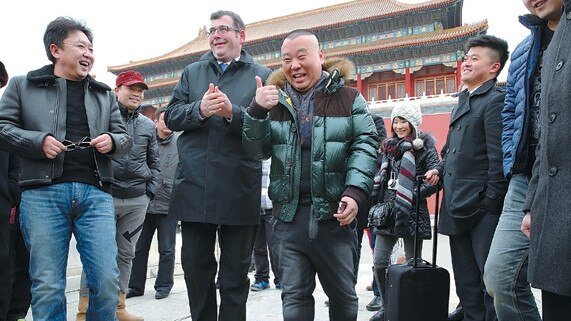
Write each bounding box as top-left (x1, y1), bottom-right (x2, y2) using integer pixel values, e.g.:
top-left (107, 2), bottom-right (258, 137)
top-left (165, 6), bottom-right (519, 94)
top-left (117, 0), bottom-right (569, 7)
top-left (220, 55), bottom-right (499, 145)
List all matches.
top-left (62, 136), bottom-right (91, 152)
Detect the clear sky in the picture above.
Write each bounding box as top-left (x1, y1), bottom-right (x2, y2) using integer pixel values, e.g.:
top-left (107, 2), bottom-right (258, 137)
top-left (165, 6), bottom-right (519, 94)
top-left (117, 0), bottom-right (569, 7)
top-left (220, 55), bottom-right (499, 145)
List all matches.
top-left (0, 0), bottom-right (527, 93)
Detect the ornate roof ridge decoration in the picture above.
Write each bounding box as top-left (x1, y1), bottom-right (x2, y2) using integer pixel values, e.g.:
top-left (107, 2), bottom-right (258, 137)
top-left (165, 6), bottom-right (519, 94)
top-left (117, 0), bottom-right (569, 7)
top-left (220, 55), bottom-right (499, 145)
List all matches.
top-left (108, 0), bottom-right (459, 72)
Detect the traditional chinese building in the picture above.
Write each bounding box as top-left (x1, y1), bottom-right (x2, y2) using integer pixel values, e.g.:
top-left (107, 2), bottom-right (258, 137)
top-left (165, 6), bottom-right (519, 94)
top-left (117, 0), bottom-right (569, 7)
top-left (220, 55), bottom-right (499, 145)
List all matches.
top-left (110, 0), bottom-right (488, 212)
top-left (108, 0), bottom-right (485, 112)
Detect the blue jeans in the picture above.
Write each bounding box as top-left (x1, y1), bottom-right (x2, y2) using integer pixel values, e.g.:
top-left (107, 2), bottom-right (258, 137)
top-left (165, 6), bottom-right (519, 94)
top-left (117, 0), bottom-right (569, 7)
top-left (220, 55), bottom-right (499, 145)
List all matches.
top-left (273, 205), bottom-right (358, 321)
top-left (484, 174), bottom-right (541, 321)
top-left (20, 183), bottom-right (119, 321)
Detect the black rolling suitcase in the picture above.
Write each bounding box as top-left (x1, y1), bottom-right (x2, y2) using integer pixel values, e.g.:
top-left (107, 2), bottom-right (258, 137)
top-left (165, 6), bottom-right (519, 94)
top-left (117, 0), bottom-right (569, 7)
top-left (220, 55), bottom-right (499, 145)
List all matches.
top-left (385, 175), bottom-right (450, 321)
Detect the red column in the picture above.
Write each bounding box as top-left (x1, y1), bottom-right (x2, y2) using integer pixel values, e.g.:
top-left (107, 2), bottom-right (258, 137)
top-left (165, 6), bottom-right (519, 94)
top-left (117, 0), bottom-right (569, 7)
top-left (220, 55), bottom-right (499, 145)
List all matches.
top-left (405, 67), bottom-right (411, 97)
top-left (456, 60), bottom-right (462, 90)
top-left (356, 73), bottom-right (363, 95)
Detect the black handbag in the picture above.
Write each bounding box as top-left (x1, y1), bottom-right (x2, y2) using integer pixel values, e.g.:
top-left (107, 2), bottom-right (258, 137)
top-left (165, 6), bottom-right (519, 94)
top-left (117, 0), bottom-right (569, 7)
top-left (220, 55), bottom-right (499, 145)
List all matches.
top-left (368, 201), bottom-right (395, 228)
top-left (368, 158), bottom-right (397, 228)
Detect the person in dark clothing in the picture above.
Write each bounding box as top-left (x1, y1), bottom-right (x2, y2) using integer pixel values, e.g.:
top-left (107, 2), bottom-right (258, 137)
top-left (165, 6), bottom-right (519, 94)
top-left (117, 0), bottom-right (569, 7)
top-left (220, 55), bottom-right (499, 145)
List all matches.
top-left (521, 1), bottom-right (571, 320)
top-left (164, 10), bottom-right (271, 321)
top-left (0, 61), bottom-right (31, 321)
top-left (250, 158), bottom-right (281, 291)
top-left (128, 107), bottom-right (179, 300)
top-left (361, 114), bottom-right (387, 312)
top-left (368, 103), bottom-right (441, 321)
top-left (439, 34), bottom-right (509, 321)
top-left (0, 17), bottom-right (132, 321)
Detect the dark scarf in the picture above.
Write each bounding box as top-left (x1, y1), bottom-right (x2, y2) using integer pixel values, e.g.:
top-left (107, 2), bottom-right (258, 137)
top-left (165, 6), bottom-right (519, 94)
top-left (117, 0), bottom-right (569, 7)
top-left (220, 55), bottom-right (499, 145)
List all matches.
top-left (284, 73), bottom-right (328, 146)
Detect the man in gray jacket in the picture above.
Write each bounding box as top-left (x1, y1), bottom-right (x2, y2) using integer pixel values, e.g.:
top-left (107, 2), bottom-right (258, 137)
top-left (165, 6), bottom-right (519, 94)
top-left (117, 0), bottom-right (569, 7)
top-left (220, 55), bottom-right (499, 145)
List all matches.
top-left (77, 70), bottom-right (160, 321)
top-left (0, 17), bottom-right (131, 321)
top-left (128, 107), bottom-right (179, 301)
top-left (522, 1), bottom-right (571, 319)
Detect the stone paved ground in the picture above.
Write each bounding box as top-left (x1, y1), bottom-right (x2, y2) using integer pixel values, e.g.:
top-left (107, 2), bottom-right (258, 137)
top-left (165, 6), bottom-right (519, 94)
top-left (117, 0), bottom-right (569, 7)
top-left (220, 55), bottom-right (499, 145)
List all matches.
top-left (23, 227), bottom-right (541, 320)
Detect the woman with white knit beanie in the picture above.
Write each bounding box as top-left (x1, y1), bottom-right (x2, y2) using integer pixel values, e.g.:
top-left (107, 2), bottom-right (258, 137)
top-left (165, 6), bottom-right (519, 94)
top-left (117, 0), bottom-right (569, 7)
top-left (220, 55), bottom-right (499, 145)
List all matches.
top-left (367, 103), bottom-right (442, 321)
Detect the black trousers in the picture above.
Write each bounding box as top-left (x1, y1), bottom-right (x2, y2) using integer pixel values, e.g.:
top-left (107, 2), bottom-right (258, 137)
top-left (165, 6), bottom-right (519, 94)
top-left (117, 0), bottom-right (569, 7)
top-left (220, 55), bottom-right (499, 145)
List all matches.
top-left (253, 209), bottom-right (280, 284)
top-left (542, 290), bottom-right (571, 321)
top-left (0, 209), bottom-right (31, 321)
top-left (449, 213), bottom-right (498, 321)
top-left (180, 222), bottom-right (257, 321)
top-left (129, 213), bottom-right (178, 294)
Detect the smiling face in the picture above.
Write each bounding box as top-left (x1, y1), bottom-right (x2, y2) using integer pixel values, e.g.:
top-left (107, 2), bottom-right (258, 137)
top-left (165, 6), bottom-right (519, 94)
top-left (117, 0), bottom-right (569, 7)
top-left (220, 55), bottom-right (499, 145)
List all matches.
top-left (392, 117), bottom-right (412, 139)
top-left (281, 34), bottom-right (324, 94)
top-left (524, 0), bottom-right (563, 26)
top-left (461, 46), bottom-right (500, 91)
top-left (50, 30), bottom-right (94, 81)
top-left (209, 15), bottom-right (245, 63)
top-left (114, 84), bottom-right (145, 111)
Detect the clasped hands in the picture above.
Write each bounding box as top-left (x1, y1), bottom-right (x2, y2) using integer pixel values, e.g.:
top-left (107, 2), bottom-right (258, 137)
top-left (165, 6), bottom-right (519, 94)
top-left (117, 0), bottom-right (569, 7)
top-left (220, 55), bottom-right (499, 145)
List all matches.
top-left (199, 83), bottom-right (233, 119)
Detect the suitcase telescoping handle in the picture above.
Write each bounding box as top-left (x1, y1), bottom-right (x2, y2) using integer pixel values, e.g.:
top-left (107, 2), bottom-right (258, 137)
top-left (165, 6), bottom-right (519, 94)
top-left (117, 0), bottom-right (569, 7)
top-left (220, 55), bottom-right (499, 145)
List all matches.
top-left (413, 175), bottom-right (441, 268)
top-left (413, 175), bottom-right (423, 268)
top-left (431, 183), bottom-right (440, 268)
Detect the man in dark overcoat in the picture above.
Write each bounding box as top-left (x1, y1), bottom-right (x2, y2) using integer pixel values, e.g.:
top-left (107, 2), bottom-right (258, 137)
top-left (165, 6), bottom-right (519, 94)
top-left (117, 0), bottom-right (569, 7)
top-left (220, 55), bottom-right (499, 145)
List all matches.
top-left (439, 35), bottom-right (509, 321)
top-left (164, 10), bottom-right (271, 321)
top-left (522, 1), bottom-right (571, 319)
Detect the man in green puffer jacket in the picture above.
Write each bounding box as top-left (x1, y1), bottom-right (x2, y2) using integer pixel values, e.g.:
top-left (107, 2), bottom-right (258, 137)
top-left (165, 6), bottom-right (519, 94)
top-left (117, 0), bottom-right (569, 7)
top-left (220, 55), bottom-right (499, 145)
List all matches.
top-left (242, 29), bottom-right (377, 321)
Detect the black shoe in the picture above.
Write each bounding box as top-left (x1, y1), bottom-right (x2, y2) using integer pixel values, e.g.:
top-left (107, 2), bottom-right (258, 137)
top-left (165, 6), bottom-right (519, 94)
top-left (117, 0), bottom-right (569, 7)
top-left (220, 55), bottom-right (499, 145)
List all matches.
top-left (126, 289), bottom-right (143, 298)
top-left (448, 305), bottom-right (464, 321)
top-left (366, 295), bottom-right (382, 311)
top-left (155, 291), bottom-right (169, 300)
top-left (369, 307), bottom-right (385, 321)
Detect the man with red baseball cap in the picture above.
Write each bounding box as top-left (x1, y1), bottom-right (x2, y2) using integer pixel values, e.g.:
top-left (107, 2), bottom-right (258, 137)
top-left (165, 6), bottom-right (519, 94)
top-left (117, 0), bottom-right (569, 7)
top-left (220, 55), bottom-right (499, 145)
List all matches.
top-left (115, 70), bottom-right (149, 90)
top-left (76, 69), bottom-right (159, 321)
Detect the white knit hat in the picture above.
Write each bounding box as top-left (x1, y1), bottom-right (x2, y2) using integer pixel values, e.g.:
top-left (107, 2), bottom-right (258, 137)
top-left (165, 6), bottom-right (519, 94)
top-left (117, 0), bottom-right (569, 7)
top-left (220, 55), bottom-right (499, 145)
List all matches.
top-left (391, 103), bottom-right (424, 149)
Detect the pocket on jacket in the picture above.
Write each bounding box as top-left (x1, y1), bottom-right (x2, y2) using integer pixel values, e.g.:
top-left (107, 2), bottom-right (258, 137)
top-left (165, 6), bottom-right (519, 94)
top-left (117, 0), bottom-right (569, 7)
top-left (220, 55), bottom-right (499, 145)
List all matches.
top-left (268, 174), bottom-right (290, 203)
top-left (448, 178), bottom-right (485, 219)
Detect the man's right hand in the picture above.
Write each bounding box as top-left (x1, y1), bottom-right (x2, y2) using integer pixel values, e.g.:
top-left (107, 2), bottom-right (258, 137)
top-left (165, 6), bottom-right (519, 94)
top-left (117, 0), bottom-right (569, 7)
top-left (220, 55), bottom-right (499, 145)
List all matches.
top-left (41, 135), bottom-right (66, 159)
top-left (521, 212), bottom-right (531, 239)
top-left (254, 76), bottom-right (279, 110)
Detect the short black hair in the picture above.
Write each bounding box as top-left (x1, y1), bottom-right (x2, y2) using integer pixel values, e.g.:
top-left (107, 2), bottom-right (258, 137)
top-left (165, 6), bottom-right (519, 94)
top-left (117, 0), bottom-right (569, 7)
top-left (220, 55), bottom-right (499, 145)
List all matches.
top-left (210, 10), bottom-right (245, 31)
top-left (0, 61), bottom-right (8, 89)
top-left (43, 17), bottom-right (93, 64)
top-left (284, 29), bottom-right (317, 41)
top-left (464, 34), bottom-right (509, 75)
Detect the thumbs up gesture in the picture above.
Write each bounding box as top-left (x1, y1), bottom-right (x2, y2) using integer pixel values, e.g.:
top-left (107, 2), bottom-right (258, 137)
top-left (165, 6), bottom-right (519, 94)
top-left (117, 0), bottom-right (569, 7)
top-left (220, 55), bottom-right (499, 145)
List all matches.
top-left (255, 76), bottom-right (279, 110)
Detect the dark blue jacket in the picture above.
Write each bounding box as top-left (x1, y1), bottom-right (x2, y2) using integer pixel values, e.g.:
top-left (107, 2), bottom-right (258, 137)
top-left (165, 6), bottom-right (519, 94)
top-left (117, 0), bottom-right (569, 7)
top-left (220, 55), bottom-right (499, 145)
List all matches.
top-left (501, 14), bottom-right (547, 178)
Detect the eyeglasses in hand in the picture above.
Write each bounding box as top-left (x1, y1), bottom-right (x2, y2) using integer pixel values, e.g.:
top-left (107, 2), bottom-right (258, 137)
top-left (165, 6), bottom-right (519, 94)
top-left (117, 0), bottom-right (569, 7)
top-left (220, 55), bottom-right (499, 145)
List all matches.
top-left (207, 25), bottom-right (240, 36)
top-left (62, 137), bottom-right (92, 152)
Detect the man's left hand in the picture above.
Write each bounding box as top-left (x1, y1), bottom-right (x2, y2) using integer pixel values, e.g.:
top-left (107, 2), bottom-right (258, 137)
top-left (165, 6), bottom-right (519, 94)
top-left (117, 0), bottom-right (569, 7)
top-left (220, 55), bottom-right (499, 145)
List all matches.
top-left (334, 196), bottom-right (358, 226)
top-left (91, 133), bottom-right (113, 154)
top-left (213, 86), bottom-right (233, 119)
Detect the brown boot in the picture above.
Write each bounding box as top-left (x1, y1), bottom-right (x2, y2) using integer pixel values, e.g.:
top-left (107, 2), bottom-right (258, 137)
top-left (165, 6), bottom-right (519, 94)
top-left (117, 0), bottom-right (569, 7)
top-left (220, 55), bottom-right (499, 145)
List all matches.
top-left (76, 294), bottom-right (88, 321)
top-left (116, 291), bottom-right (144, 321)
